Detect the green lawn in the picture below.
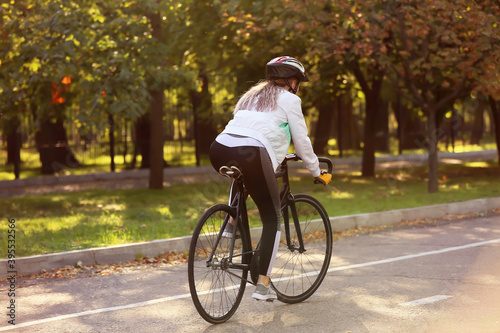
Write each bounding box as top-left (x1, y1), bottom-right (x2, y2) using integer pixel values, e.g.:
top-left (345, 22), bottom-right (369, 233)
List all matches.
top-left (0, 161), bottom-right (499, 258)
top-left (1, 139), bottom-right (496, 181)
top-left (0, 141), bottom-right (211, 181)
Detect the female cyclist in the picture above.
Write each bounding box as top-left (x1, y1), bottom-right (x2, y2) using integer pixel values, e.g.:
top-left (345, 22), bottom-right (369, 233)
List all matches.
top-left (209, 56), bottom-right (327, 301)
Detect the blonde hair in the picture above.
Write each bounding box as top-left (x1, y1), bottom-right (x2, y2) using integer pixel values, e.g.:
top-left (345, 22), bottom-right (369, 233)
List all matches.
top-left (234, 79), bottom-right (292, 113)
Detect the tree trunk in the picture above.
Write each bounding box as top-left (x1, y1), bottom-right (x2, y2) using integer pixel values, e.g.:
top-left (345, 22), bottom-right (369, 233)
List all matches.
top-left (395, 96), bottom-right (403, 155)
top-left (149, 89), bottom-right (164, 189)
top-left (313, 103), bottom-right (333, 156)
top-left (360, 81), bottom-right (383, 177)
top-left (190, 63), bottom-right (218, 166)
top-left (361, 98), bottom-right (378, 177)
top-left (470, 99), bottom-right (486, 145)
top-left (488, 96), bottom-right (500, 165)
top-left (135, 114), bottom-right (151, 169)
top-left (35, 119), bottom-right (80, 174)
top-left (122, 120), bottom-right (128, 164)
top-left (6, 120), bottom-right (21, 164)
top-left (108, 113), bottom-right (115, 172)
top-left (352, 64), bottom-right (383, 177)
top-left (393, 100), bottom-right (425, 151)
top-left (427, 108), bottom-right (439, 193)
top-left (148, 5), bottom-right (164, 189)
top-left (375, 100), bottom-right (389, 152)
top-left (335, 93), bottom-right (360, 152)
top-left (190, 90), bottom-right (201, 166)
top-left (130, 121), bottom-right (138, 169)
top-left (6, 120), bottom-right (21, 179)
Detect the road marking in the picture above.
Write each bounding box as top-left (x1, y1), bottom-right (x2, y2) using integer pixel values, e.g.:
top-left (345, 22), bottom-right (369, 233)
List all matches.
top-left (327, 238), bottom-right (500, 273)
top-left (0, 293), bottom-right (192, 331)
top-left (1, 237), bottom-right (499, 331)
top-left (400, 295), bottom-right (453, 307)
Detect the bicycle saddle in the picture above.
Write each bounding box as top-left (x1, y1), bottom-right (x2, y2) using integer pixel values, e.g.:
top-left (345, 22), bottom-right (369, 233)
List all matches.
top-left (218, 166), bottom-right (243, 179)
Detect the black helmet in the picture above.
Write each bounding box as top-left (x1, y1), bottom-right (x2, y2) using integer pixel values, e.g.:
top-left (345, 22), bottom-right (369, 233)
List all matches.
top-left (266, 56), bottom-right (309, 82)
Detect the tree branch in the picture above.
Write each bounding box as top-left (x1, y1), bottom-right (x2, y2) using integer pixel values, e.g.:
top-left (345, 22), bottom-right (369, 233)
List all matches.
top-left (396, 8), bottom-right (426, 108)
top-left (433, 77), bottom-right (468, 112)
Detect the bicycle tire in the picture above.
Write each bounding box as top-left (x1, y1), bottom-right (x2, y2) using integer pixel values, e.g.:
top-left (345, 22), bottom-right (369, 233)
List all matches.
top-left (188, 204), bottom-right (251, 324)
top-left (271, 194), bottom-right (332, 303)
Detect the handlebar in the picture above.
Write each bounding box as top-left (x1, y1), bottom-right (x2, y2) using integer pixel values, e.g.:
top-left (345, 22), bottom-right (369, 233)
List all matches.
top-left (284, 153), bottom-right (333, 174)
top-left (319, 157), bottom-right (333, 174)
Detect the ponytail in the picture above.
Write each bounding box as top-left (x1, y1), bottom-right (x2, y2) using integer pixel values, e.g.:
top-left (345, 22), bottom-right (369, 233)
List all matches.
top-left (234, 80), bottom-right (284, 113)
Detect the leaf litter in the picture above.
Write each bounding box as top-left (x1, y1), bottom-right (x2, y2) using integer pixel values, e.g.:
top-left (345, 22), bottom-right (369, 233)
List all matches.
top-left (0, 250), bottom-right (188, 286)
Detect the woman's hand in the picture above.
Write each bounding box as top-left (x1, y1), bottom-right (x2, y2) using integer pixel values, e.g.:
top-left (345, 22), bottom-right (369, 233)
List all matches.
top-left (314, 171), bottom-right (332, 185)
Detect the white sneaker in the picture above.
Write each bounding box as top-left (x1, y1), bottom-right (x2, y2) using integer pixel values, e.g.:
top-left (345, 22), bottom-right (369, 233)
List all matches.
top-left (252, 283), bottom-right (277, 302)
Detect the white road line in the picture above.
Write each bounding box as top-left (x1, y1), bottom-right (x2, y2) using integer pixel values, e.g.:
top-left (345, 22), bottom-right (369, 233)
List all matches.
top-left (327, 238), bottom-right (500, 273)
top-left (0, 293), bottom-right (192, 331)
top-left (1, 237), bottom-right (499, 331)
top-left (400, 295), bottom-right (453, 307)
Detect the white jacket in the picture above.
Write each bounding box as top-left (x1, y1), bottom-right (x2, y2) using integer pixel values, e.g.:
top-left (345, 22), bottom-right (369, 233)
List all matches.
top-left (220, 90), bottom-right (320, 177)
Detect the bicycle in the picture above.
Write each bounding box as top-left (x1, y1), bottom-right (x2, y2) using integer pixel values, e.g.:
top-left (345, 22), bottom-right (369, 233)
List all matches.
top-left (188, 153), bottom-right (333, 324)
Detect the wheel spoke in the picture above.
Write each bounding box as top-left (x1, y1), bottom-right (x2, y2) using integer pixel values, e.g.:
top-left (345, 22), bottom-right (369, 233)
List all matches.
top-left (271, 195), bottom-right (332, 303)
top-left (188, 205), bottom-right (249, 323)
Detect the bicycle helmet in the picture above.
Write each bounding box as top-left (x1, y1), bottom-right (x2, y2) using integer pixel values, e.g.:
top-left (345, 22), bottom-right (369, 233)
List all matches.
top-left (266, 56), bottom-right (309, 83)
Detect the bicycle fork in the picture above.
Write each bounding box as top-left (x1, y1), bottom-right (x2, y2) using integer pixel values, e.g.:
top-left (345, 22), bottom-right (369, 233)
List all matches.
top-left (283, 193), bottom-right (306, 253)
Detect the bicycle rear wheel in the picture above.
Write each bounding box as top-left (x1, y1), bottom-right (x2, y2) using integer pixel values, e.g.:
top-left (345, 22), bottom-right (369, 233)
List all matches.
top-left (188, 204), bottom-right (251, 324)
top-left (271, 194), bottom-right (332, 303)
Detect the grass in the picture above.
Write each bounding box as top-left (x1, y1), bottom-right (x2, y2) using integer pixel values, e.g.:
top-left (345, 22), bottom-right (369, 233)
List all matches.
top-left (0, 160), bottom-right (499, 258)
top-left (1, 139), bottom-right (496, 181)
top-left (0, 141), bottom-right (211, 181)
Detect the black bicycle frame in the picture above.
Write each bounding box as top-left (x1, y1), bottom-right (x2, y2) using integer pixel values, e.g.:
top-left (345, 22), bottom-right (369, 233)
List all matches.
top-left (206, 175), bottom-right (252, 272)
top-left (277, 156), bottom-right (306, 253)
top-left (206, 153), bottom-right (331, 273)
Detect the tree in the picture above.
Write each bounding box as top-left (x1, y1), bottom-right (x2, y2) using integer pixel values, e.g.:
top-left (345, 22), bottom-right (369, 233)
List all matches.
top-left (307, 58), bottom-right (351, 156)
top-left (1, 0), bottom-right (150, 175)
top-left (472, 1), bottom-right (500, 164)
top-left (489, 97), bottom-right (500, 163)
top-left (383, 0), bottom-right (499, 192)
top-left (214, 0), bottom-right (328, 159)
top-left (185, 0), bottom-right (283, 164)
top-left (80, 1), bottom-right (153, 173)
top-left (3, 115), bottom-right (21, 179)
top-left (1, 1), bottom-right (84, 174)
top-left (284, 0), bottom-right (395, 176)
top-left (146, 2), bottom-right (164, 189)
top-left (1, 0), bottom-right (191, 182)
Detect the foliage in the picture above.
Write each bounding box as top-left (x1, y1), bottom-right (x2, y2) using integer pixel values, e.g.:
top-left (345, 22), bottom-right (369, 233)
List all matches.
top-left (281, 0), bottom-right (500, 189)
top-left (1, 0), bottom-right (499, 189)
top-left (0, 0), bottom-right (194, 132)
top-left (382, 0), bottom-right (500, 191)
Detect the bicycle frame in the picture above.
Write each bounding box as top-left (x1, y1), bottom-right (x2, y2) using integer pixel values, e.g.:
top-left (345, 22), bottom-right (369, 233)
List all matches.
top-left (278, 154), bottom-right (332, 253)
top-left (206, 153), bottom-right (332, 279)
top-left (206, 171), bottom-right (251, 273)
top-left (277, 156), bottom-right (307, 253)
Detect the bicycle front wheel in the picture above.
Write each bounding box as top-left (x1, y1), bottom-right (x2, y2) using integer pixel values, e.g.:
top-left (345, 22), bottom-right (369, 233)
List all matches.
top-left (188, 204), bottom-right (250, 324)
top-left (271, 194), bottom-right (332, 303)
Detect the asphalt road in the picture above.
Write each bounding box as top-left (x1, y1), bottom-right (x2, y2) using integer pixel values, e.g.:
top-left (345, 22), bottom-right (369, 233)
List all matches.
top-left (1, 213), bottom-right (499, 333)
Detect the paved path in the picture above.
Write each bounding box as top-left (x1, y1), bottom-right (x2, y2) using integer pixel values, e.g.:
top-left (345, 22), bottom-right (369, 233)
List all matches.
top-left (0, 213), bottom-right (499, 332)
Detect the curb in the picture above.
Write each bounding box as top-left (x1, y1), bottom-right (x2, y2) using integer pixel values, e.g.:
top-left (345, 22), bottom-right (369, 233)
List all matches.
top-left (1, 196), bottom-right (499, 276)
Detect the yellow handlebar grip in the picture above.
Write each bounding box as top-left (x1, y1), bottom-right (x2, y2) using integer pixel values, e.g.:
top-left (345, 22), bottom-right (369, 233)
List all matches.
top-left (319, 173), bottom-right (332, 185)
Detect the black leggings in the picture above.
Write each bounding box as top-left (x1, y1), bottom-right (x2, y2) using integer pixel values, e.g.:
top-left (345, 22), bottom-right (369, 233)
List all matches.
top-left (209, 141), bottom-right (280, 277)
